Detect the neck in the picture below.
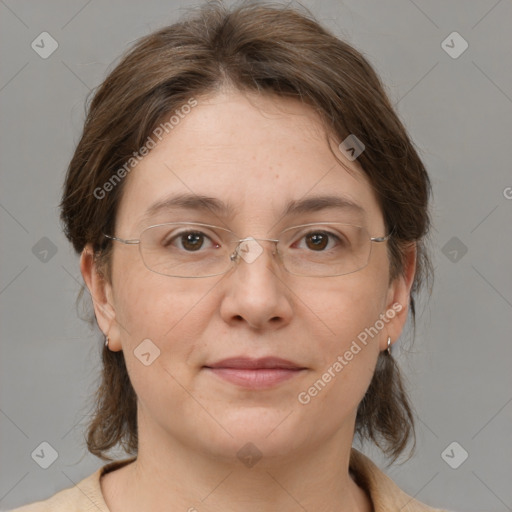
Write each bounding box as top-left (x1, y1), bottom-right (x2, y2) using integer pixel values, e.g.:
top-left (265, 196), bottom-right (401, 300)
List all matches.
top-left (102, 414), bottom-right (372, 512)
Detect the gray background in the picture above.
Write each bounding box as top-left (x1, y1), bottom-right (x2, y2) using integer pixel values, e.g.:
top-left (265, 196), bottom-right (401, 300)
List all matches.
top-left (1, 0), bottom-right (511, 510)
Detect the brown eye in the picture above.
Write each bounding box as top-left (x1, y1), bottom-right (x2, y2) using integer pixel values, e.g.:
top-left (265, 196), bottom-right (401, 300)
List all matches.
top-left (180, 232), bottom-right (205, 251)
top-left (163, 231), bottom-right (211, 251)
top-left (305, 232), bottom-right (330, 251)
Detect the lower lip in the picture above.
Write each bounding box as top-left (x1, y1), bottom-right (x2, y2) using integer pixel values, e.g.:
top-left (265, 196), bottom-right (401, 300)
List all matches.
top-left (204, 367), bottom-right (305, 388)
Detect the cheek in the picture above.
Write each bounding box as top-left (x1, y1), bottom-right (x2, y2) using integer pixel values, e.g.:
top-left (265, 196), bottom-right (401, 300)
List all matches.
top-left (112, 257), bottom-right (222, 384)
top-left (297, 268), bottom-right (389, 410)
top-left (304, 266), bottom-right (389, 347)
top-left (111, 243), bottom-right (214, 335)
top-left (112, 277), bottom-right (212, 419)
top-left (116, 278), bottom-right (217, 348)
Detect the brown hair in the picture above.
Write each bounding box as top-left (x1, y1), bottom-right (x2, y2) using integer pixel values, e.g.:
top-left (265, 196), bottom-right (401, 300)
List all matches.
top-left (61, 0), bottom-right (433, 463)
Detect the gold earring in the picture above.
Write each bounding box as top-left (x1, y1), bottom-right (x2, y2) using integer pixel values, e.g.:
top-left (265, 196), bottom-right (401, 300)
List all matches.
top-left (105, 336), bottom-right (109, 349)
top-left (387, 336), bottom-right (392, 355)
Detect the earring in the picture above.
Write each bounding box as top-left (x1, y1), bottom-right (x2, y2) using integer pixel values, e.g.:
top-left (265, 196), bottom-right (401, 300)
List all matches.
top-left (386, 336), bottom-right (392, 355)
top-left (105, 336), bottom-right (109, 349)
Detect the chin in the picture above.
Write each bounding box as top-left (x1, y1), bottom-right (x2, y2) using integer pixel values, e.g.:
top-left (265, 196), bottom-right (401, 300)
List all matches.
top-left (203, 409), bottom-right (309, 456)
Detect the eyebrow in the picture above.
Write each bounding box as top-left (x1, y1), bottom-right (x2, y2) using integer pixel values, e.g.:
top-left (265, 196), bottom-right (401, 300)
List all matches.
top-left (138, 193), bottom-right (366, 226)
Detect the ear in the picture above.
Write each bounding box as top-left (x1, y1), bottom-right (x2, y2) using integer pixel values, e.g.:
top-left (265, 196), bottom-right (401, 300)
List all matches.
top-left (380, 242), bottom-right (417, 351)
top-left (80, 244), bottom-right (122, 351)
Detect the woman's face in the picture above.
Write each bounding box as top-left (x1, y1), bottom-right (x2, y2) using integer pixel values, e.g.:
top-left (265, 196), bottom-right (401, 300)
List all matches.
top-left (85, 90), bottom-right (413, 464)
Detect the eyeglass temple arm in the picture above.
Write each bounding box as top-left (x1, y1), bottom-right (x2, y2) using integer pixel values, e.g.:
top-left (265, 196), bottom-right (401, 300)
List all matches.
top-left (371, 226), bottom-right (395, 243)
top-left (103, 233), bottom-right (140, 244)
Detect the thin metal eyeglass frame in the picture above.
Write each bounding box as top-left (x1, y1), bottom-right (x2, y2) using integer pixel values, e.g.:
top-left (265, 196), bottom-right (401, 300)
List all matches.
top-left (102, 221), bottom-right (393, 278)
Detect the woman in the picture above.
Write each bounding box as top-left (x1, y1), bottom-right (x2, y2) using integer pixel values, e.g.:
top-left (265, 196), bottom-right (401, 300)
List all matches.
top-left (13, 1), bottom-right (450, 510)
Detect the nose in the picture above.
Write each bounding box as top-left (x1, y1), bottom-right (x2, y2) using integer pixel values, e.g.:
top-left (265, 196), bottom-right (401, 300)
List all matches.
top-left (219, 238), bottom-right (293, 330)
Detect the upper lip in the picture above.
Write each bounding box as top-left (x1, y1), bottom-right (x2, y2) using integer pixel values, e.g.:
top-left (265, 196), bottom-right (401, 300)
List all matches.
top-left (204, 357), bottom-right (305, 370)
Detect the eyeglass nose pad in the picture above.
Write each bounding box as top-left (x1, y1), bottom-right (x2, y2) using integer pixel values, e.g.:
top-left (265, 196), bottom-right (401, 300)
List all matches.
top-left (229, 240), bottom-right (245, 264)
top-left (229, 238), bottom-right (245, 263)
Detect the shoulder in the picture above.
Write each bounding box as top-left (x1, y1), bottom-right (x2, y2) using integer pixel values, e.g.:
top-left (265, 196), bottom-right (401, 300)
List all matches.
top-left (7, 458), bottom-right (136, 512)
top-left (349, 448), bottom-right (454, 512)
top-left (7, 469), bottom-right (105, 512)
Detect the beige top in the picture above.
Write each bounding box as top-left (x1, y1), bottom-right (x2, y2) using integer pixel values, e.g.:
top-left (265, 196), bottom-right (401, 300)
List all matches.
top-left (10, 448), bottom-right (451, 511)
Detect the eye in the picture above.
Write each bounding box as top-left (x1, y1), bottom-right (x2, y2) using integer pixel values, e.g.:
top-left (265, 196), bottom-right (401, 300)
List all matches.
top-left (164, 230), bottom-right (219, 252)
top-left (295, 230), bottom-right (343, 251)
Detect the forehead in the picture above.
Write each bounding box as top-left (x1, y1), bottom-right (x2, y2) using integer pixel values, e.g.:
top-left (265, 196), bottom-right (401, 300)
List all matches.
top-left (116, 91), bottom-right (383, 233)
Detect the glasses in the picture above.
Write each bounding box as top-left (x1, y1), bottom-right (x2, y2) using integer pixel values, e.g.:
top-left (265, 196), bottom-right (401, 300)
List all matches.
top-left (103, 222), bottom-right (392, 278)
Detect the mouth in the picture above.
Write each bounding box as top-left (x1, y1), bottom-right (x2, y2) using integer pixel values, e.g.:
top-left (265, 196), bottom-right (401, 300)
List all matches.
top-left (203, 357), bottom-right (307, 389)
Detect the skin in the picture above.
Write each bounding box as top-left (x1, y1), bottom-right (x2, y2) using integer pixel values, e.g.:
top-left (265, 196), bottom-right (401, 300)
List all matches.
top-left (81, 89), bottom-right (416, 512)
